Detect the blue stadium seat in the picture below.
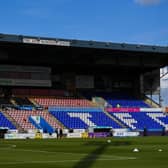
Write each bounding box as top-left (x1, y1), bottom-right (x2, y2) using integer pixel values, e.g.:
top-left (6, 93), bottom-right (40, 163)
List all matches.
top-left (81, 91), bottom-right (150, 108)
top-left (0, 112), bottom-right (16, 129)
top-left (110, 112), bottom-right (168, 131)
top-left (107, 99), bottom-right (149, 108)
top-left (49, 108), bottom-right (122, 129)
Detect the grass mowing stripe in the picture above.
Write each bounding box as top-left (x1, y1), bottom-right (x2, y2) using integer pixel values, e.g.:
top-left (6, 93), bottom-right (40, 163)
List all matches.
top-left (0, 157), bottom-right (136, 165)
top-left (0, 148), bottom-right (136, 160)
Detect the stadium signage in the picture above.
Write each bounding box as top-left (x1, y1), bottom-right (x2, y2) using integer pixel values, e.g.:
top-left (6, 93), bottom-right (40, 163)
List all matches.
top-left (113, 131), bottom-right (139, 137)
top-left (0, 78), bottom-right (51, 87)
top-left (140, 108), bottom-right (162, 112)
top-left (88, 132), bottom-right (109, 138)
top-left (67, 133), bottom-right (82, 138)
top-left (4, 133), bottom-right (35, 139)
top-left (23, 38), bottom-right (70, 46)
top-left (73, 129), bottom-right (85, 133)
top-left (106, 108), bottom-right (140, 112)
top-left (4, 133), bottom-right (57, 139)
top-left (42, 133), bottom-right (57, 139)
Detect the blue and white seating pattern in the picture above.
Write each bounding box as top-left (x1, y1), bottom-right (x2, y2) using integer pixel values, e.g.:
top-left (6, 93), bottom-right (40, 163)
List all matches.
top-left (0, 112), bottom-right (16, 129)
top-left (107, 100), bottom-right (150, 108)
top-left (81, 91), bottom-right (150, 108)
top-left (110, 112), bottom-right (168, 130)
top-left (49, 109), bottom-right (122, 129)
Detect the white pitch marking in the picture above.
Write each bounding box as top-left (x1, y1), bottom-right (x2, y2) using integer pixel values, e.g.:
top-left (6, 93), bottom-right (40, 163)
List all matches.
top-left (0, 148), bottom-right (136, 161)
top-left (0, 157), bottom-right (136, 165)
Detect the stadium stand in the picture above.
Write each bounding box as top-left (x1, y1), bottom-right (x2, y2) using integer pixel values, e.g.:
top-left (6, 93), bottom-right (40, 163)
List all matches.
top-left (5, 109), bottom-right (61, 131)
top-left (0, 112), bottom-right (16, 129)
top-left (34, 97), bottom-right (95, 108)
top-left (82, 91), bottom-right (150, 108)
top-left (107, 100), bottom-right (149, 108)
top-left (109, 112), bottom-right (168, 131)
top-left (49, 107), bottom-right (122, 129)
top-left (0, 91), bottom-right (162, 133)
top-left (0, 33), bottom-right (167, 141)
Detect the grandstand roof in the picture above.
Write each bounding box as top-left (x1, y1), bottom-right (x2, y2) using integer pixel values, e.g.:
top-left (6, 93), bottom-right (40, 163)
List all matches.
top-left (0, 33), bottom-right (168, 69)
top-left (0, 33), bottom-right (168, 54)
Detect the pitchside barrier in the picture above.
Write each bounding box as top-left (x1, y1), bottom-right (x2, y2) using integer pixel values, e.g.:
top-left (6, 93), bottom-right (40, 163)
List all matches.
top-left (106, 108), bottom-right (140, 112)
top-left (4, 133), bottom-right (57, 139)
top-left (106, 108), bottom-right (163, 112)
top-left (110, 128), bottom-right (139, 137)
top-left (67, 133), bottom-right (82, 138)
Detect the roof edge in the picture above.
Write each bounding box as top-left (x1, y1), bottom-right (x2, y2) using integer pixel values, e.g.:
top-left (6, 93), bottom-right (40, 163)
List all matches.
top-left (0, 33), bottom-right (168, 54)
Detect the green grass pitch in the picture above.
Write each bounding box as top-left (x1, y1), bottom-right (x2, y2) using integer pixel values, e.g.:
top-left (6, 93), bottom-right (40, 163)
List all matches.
top-left (0, 137), bottom-right (168, 168)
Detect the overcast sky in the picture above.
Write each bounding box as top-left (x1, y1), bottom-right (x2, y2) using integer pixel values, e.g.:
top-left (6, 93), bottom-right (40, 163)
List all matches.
top-left (0, 0), bottom-right (167, 45)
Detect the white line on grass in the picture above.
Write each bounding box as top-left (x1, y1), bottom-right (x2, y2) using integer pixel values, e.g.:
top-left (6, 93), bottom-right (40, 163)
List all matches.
top-left (0, 148), bottom-right (136, 160)
top-left (0, 157), bottom-right (136, 165)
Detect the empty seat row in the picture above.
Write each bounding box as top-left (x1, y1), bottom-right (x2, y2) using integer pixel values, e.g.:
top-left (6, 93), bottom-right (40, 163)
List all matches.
top-left (110, 112), bottom-right (168, 130)
top-left (107, 100), bottom-right (149, 108)
top-left (49, 110), bottom-right (122, 129)
top-left (0, 112), bottom-right (16, 129)
top-left (81, 91), bottom-right (150, 108)
top-left (34, 98), bottom-right (95, 107)
top-left (6, 110), bottom-right (61, 131)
